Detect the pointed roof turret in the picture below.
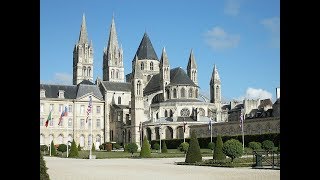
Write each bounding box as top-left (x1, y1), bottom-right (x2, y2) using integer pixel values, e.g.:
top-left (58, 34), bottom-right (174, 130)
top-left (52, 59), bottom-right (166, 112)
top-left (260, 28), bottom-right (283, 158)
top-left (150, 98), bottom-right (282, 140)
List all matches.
top-left (160, 47), bottom-right (169, 65)
top-left (78, 14), bottom-right (89, 44)
top-left (211, 64), bottom-right (220, 83)
top-left (106, 15), bottom-right (119, 52)
top-left (187, 49), bottom-right (197, 69)
top-left (135, 32), bottom-right (158, 60)
top-left (133, 55), bottom-right (143, 78)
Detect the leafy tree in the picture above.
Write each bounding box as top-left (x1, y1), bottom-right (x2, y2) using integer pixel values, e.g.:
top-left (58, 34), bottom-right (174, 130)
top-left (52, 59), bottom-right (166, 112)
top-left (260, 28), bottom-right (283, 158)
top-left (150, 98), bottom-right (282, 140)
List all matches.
top-left (161, 140), bottom-right (168, 153)
top-left (50, 140), bottom-right (56, 156)
top-left (125, 143), bottom-right (138, 156)
top-left (208, 142), bottom-right (215, 150)
top-left (69, 140), bottom-right (79, 158)
top-left (213, 135), bottom-right (226, 160)
top-left (77, 143), bottom-right (81, 151)
top-left (40, 151), bottom-right (50, 180)
top-left (222, 139), bottom-right (243, 162)
top-left (153, 143), bottom-right (160, 150)
top-left (140, 135), bottom-right (151, 158)
top-left (248, 142), bottom-right (262, 151)
top-left (185, 130), bottom-right (202, 163)
top-left (57, 144), bottom-right (67, 156)
top-left (91, 143), bottom-right (95, 152)
top-left (40, 145), bottom-right (48, 153)
top-left (178, 142), bottom-right (189, 154)
top-left (262, 140), bottom-right (274, 155)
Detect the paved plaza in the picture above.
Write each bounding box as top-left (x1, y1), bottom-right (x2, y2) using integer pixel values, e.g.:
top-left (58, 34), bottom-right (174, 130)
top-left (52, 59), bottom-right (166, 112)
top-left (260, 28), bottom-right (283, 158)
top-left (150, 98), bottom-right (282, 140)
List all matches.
top-left (44, 156), bottom-right (280, 180)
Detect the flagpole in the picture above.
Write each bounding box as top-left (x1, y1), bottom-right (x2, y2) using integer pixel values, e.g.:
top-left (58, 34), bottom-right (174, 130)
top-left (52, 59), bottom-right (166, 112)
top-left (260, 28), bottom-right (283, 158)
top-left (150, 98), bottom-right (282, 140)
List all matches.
top-left (159, 122), bottom-right (161, 153)
top-left (66, 106), bottom-right (69, 157)
top-left (210, 119), bottom-right (213, 143)
top-left (183, 118), bottom-right (185, 143)
top-left (49, 111), bottom-right (52, 156)
top-left (90, 95), bottom-right (93, 160)
top-left (241, 115), bottom-right (245, 152)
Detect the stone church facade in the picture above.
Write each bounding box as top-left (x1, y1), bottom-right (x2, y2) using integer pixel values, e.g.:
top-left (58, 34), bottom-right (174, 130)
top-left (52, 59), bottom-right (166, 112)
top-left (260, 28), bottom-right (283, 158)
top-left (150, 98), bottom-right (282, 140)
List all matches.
top-left (40, 15), bottom-right (280, 149)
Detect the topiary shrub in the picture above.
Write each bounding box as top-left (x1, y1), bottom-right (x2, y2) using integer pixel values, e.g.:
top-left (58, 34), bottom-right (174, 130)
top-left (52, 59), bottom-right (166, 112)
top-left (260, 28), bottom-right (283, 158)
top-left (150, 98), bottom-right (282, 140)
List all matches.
top-left (162, 140), bottom-right (168, 153)
top-left (153, 143), bottom-right (160, 151)
top-left (58, 144), bottom-right (67, 156)
top-left (114, 143), bottom-right (121, 149)
top-left (208, 142), bottom-right (215, 150)
top-left (185, 130), bottom-right (202, 163)
top-left (140, 135), bottom-right (151, 158)
top-left (69, 140), bottom-right (79, 158)
top-left (262, 140), bottom-right (274, 155)
top-left (91, 143), bottom-right (95, 152)
top-left (248, 141), bottom-right (262, 151)
top-left (40, 151), bottom-right (50, 180)
top-left (77, 143), bottom-right (81, 151)
top-left (125, 143), bottom-right (138, 157)
top-left (213, 135), bottom-right (226, 161)
top-left (99, 145), bottom-right (104, 150)
top-left (222, 139), bottom-right (243, 162)
top-left (50, 140), bottom-right (57, 156)
top-left (178, 142), bottom-right (189, 154)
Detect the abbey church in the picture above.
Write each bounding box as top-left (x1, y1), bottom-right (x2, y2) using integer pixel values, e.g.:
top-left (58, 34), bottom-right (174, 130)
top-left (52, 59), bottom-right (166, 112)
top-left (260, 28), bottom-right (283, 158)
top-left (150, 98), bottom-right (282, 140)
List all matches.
top-left (40, 15), bottom-right (280, 149)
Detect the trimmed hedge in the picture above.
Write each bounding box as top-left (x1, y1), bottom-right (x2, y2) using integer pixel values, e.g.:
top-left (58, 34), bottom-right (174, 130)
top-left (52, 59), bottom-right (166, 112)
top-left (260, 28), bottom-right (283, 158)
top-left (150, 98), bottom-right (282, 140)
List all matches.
top-left (150, 133), bottom-right (280, 149)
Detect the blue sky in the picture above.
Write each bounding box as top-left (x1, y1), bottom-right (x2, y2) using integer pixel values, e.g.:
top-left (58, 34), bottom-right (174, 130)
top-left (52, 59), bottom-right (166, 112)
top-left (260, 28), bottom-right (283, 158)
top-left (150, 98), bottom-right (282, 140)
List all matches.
top-left (40, 0), bottom-right (280, 103)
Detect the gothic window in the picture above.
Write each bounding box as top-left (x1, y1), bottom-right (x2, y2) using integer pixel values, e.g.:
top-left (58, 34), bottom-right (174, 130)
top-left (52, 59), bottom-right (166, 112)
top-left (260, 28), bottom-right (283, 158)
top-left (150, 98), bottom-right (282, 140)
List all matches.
top-left (166, 89), bottom-right (170, 99)
top-left (150, 62), bottom-right (153, 70)
top-left (170, 109), bottom-right (173, 117)
top-left (188, 88), bottom-right (193, 98)
top-left (173, 88), bottom-right (177, 98)
top-left (216, 86), bottom-right (220, 100)
top-left (88, 67), bottom-right (91, 76)
top-left (111, 69), bottom-right (114, 78)
top-left (180, 108), bottom-right (190, 117)
top-left (137, 81), bottom-right (141, 95)
top-left (164, 110), bottom-right (168, 117)
top-left (195, 89), bottom-right (198, 98)
top-left (141, 62), bottom-right (144, 70)
top-left (156, 112), bottom-right (159, 119)
top-left (116, 70), bottom-right (119, 79)
top-left (199, 108), bottom-right (205, 116)
top-left (83, 67), bottom-right (86, 77)
top-left (181, 88), bottom-right (185, 98)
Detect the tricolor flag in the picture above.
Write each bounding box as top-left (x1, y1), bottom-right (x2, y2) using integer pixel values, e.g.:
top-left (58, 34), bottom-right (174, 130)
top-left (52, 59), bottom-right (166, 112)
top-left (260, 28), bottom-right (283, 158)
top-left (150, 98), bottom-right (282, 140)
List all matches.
top-left (45, 111), bottom-right (52, 127)
top-left (58, 106), bottom-right (68, 126)
top-left (86, 96), bottom-right (92, 123)
top-left (183, 121), bottom-right (187, 133)
top-left (208, 119), bottom-right (212, 131)
top-left (240, 108), bottom-right (244, 128)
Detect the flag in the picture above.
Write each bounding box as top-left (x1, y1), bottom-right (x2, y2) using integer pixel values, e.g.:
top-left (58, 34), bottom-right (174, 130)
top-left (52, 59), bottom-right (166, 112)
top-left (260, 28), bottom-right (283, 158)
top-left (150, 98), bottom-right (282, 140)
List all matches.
top-left (183, 121), bottom-right (187, 133)
top-left (208, 119), bottom-right (212, 131)
top-left (45, 111), bottom-right (52, 127)
top-left (86, 96), bottom-right (92, 123)
top-left (240, 108), bottom-right (244, 128)
top-left (58, 106), bottom-right (68, 125)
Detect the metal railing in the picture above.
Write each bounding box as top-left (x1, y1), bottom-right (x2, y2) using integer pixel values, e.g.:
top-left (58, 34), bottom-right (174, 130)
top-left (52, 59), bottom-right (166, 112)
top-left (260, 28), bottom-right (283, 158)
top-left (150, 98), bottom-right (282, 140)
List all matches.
top-left (252, 150), bottom-right (280, 169)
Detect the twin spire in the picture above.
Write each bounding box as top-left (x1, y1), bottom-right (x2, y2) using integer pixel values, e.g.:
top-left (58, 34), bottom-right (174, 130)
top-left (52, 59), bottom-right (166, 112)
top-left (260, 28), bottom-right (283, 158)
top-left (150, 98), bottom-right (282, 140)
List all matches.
top-left (78, 14), bottom-right (88, 44)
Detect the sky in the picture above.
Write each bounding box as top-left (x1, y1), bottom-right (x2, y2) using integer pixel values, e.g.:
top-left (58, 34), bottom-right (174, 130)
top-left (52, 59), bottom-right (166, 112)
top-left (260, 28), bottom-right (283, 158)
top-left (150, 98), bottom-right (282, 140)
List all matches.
top-left (40, 0), bottom-right (280, 103)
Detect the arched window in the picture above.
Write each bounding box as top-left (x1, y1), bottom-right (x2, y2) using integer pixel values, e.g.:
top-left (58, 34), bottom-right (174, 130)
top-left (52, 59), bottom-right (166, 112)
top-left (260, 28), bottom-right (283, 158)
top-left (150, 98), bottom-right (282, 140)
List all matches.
top-left (137, 81), bottom-right (141, 95)
top-left (156, 112), bottom-right (159, 119)
top-left (141, 62), bottom-right (144, 70)
top-left (116, 70), bottom-right (119, 79)
top-left (118, 96), bottom-right (121, 104)
top-left (216, 86), bottom-right (220, 100)
top-left (111, 69), bottom-right (114, 78)
top-left (164, 110), bottom-right (168, 117)
top-left (181, 88), bottom-right (185, 98)
top-left (188, 88), bottom-right (193, 98)
top-left (150, 62), bottom-right (153, 70)
top-left (87, 67), bottom-right (91, 76)
top-left (83, 67), bottom-right (86, 77)
top-left (173, 89), bottom-right (177, 98)
top-left (166, 89), bottom-right (170, 99)
top-left (195, 89), bottom-right (198, 98)
top-left (170, 109), bottom-right (173, 117)
top-left (58, 134), bottom-right (63, 144)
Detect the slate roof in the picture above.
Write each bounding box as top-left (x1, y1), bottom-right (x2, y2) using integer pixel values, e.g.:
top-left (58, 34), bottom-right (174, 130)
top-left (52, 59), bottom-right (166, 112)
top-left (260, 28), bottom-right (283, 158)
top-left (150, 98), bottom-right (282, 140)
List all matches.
top-left (135, 32), bottom-right (159, 60)
top-left (144, 67), bottom-right (197, 95)
top-left (79, 79), bottom-right (95, 85)
top-left (76, 84), bottom-right (103, 100)
top-left (40, 84), bottom-right (77, 99)
top-left (177, 117), bottom-right (196, 122)
top-left (101, 81), bottom-right (131, 92)
top-left (112, 104), bottom-right (130, 109)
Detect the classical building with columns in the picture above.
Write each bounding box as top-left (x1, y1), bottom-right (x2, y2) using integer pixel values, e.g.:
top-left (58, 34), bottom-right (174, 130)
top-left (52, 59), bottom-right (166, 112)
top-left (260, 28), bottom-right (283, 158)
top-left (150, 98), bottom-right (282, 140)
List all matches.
top-left (40, 14), bottom-right (279, 149)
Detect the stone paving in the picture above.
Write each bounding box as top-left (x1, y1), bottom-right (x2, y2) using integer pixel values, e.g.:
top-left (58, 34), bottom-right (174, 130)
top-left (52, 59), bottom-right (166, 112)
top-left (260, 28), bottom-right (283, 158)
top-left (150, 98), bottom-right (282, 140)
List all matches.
top-left (44, 156), bottom-right (280, 180)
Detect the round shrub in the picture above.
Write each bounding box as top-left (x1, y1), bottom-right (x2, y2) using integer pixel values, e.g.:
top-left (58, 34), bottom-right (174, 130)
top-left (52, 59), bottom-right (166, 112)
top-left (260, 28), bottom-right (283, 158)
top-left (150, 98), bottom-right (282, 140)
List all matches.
top-left (208, 142), bottom-right (215, 150)
top-left (153, 143), bottom-right (160, 150)
top-left (222, 139), bottom-right (243, 162)
top-left (114, 143), bottom-right (121, 149)
top-left (178, 142), bottom-right (189, 154)
top-left (40, 145), bottom-right (48, 152)
top-left (248, 141), bottom-right (262, 151)
top-left (99, 144), bottom-right (104, 150)
top-left (58, 144), bottom-right (67, 154)
top-left (262, 140), bottom-right (274, 153)
top-left (125, 143), bottom-right (138, 156)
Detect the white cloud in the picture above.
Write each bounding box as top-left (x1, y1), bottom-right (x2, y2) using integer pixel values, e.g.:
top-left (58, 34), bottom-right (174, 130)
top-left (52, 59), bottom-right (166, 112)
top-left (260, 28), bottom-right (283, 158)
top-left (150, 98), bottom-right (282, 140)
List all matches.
top-left (224, 0), bottom-right (241, 16)
top-left (205, 26), bottom-right (240, 50)
top-left (53, 73), bottom-right (72, 85)
top-left (261, 17), bottom-right (280, 48)
top-left (236, 87), bottom-right (273, 101)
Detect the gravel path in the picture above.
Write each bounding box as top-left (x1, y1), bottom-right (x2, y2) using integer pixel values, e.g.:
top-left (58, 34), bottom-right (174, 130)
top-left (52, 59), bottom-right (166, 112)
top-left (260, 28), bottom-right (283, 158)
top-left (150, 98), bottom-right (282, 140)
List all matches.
top-left (44, 156), bottom-right (280, 180)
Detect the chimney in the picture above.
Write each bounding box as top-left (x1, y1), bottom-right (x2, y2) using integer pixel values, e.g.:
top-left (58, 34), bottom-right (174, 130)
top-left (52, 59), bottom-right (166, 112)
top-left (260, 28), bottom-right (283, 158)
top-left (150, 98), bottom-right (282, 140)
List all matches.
top-left (276, 87), bottom-right (280, 99)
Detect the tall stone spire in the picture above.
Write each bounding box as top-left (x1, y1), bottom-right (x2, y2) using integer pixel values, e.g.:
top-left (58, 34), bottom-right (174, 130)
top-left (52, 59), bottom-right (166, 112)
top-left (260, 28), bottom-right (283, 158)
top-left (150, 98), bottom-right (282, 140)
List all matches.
top-left (187, 49), bottom-right (198, 85)
top-left (211, 64), bottom-right (220, 83)
top-left (160, 47), bottom-right (170, 101)
top-left (210, 64), bottom-right (221, 104)
top-left (160, 47), bottom-right (169, 65)
top-left (103, 15), bottom-right (124, 82)
top-left (78, 14), bottom-right (88, 44)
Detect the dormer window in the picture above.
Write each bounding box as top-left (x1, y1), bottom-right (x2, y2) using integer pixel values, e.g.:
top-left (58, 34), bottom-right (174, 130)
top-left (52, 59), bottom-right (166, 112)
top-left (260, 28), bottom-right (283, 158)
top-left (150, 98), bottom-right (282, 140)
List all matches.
top-left (40, 89), bottom-right (46, 98)
top-left (58, 90), bottom-right (65, 99)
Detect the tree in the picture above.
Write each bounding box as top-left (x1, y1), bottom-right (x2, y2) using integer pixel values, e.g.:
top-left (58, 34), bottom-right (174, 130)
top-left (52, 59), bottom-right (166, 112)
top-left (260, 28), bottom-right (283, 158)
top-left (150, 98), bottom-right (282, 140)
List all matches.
top-left (213, 135), bottom-right (226, 160)
top-left (262, 140), bottom-right (274, 155)
top-left (50, 140), bottom-right (56, 156)
top-left (69, 140), bottom-right (79, 158)
top-left (162, 140), bottom-right (168, 153)
top-left (222, 139), bottom-right (243, 162)
top-left (153, 143), bottom-right (160, 151)
top-left (125, 143), bottom-right (138, 157)
top-left (178, 142), bottom-right (189, 154)
top-left (57, 144), bottom-right (67, 156)
top-left (40, 151), bottom-right (50, 180)
top-left (185, 130), bottom-right (202, 163)
top-left (248, 142), bottom-right (262, 151)
top-left (77, 143), bottom-right (81, 151)
top-left (140, 135), bottom-right (151, 158)
top-left (208, 142), bottom-right (215, 150)
top-left (40, 145), bottom-right (48, 154)
top-left (91, 143), bottom-right (95, 152)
